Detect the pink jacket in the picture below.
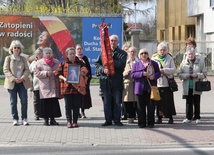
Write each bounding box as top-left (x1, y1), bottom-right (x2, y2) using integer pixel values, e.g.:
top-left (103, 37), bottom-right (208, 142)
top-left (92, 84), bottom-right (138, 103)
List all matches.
top-left (34, 58), bottom-right (60, 99)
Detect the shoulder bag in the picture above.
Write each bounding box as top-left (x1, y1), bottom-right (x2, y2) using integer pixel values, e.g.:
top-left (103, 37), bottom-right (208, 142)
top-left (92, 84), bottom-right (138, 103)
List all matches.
top-left (165, 76), bottom-right (178, 92)
top-left (147, 78), bottom-right (161, 101)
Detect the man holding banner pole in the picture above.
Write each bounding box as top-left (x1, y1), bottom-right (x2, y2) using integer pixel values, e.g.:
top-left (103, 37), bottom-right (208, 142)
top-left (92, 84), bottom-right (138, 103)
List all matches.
top-left (95, 34), bottom-right (127, 126)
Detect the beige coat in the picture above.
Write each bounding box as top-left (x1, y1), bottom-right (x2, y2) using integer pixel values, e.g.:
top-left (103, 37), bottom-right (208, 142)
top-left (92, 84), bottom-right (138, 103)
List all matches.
top-left (34, 58), bottom-right (60, 99)
top-left (178, 55), bottom-right (206, 95)
top-left (3, 55), bottom-right (30, 90)
top-left (122, 58), bottom-right (138, 102)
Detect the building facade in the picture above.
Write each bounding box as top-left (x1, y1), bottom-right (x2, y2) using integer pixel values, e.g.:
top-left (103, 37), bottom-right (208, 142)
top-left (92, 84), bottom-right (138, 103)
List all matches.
top-left (187, 0), bottom-right (214, 70)
top-left (156, 0), bottom-right (196, 54)
top-left (156, 0), bottom-right (214, 71)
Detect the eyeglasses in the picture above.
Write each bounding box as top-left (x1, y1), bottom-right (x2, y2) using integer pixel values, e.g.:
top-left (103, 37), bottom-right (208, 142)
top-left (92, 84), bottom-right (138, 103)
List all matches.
top-left (14, 47), bottom-right (20, 49)
top-left (140, 52), bottom-right (148, 55)
top-left (110, 39), bottom-right (117, 42)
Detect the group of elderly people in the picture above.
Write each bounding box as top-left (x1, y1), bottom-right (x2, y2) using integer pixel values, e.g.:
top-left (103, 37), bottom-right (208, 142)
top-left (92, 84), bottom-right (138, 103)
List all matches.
top-left (3, 40), bottom-right (89, 128)
top-left (121, 37), bottom-right (206, 128)
top-left (3, 37), bottom-right (206, 128)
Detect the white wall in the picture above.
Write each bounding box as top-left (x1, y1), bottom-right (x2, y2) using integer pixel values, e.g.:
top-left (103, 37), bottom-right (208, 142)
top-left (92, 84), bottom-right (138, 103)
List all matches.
top-left (139, 40), bottom-right (157, 56)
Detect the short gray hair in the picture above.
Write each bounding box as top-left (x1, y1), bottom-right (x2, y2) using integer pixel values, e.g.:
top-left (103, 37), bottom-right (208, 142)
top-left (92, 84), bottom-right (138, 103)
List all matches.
top-left (157, 41), bottom-right (169, 51)
top-left (8, 40), bottom-right (24, 54)
top-left (42, 47), bottom-right (53, 55)
top-left (110, 34), bottom-right (119, 42)
top-left (186, 47), bottom-right (196, 53)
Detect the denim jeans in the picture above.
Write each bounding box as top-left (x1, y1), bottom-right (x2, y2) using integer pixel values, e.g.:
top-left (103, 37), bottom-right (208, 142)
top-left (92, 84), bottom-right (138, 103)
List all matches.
top-left (102, 89), bottom-right (122, 122)
top-left (8, 82), bottom-right (28, 120)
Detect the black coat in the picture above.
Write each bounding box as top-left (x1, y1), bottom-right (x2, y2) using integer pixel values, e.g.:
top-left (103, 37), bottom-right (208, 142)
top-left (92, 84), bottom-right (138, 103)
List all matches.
top-left (95, 47), bottom-right (127, 91)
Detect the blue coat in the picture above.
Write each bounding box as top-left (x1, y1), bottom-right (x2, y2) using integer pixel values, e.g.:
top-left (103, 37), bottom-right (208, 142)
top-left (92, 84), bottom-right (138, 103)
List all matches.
top-left (131, 59), bottom-right (161, 95)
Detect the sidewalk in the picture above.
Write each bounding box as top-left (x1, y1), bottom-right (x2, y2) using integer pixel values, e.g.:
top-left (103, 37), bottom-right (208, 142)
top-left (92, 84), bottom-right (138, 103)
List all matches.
top-left (0, 77), bottom-right (214, 148)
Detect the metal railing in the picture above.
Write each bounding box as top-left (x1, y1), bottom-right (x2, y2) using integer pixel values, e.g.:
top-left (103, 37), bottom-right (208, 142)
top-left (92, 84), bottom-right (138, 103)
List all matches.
top-left (168, 41), bottom-right (214, 74)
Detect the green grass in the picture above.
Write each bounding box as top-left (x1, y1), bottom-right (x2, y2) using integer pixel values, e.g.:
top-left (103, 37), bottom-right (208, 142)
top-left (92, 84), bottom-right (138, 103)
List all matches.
top-left (91, 77), bottom-right (99, 83)
top-left (0, 78), bottom-right (4, 85)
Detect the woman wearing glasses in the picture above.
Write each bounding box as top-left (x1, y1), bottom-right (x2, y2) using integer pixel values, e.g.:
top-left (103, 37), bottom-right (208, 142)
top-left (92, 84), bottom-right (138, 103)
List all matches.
top-left (131, 48), bottom-right (161, 128)
top-left (3, 40), bottom-right (31, 126)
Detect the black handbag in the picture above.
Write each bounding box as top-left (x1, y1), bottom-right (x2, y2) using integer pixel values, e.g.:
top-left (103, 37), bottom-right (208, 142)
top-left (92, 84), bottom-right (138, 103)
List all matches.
top-left (195, 79), bottom-right (211, 91)
top-left (166, 77), bottom-right (178, 92)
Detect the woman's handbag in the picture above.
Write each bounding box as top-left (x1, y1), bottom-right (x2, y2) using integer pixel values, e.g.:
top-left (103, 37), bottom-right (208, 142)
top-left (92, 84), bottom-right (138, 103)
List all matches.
top-left (150, 86), bottom-right (161, 101)
top-left (147, 78), bottom-right (161, 101)
top-left (195, 78), bottom-right (211, 91)
top-left (166, 76), bottom-right (178, 92)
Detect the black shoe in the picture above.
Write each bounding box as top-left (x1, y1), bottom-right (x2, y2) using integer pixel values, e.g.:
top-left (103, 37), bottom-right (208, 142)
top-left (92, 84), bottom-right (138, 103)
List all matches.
top-left (50, 118), bottom-right (59, 125)
top-left (35, 116), bottom-right (39, 121)
top-left (82, 113), bottom-right (87, 118)
top-left (168, 119), bottom-right (174, 124)
top-left (44, 118), bottom-right (49, 126)
top-left (79, 114), bottom-right (82, 118)
top-left (138, 124), bottom-right (146, 128)
top-left (114, 122), bottom-right (123, 126)
top-left (148, 125), bottom-right (154, 128)
top-left (102, 121), bottom-right (112, 126)
top-left (155, 119), bottom-right (162, 124)
top-left (121, 115), bottom-right (127, 120)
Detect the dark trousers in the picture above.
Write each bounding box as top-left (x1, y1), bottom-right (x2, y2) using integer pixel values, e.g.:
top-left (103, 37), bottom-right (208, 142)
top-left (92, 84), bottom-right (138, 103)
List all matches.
top-left (186, 89), bottom-right (201, 120)
top-left (124, 101), bottom-right (136, 118)
top-left (64, 94), bottom-right (81, 123)
top-left (137, 91), bottom-right (155, 126)
top-left (33, 90), bottom-right (40, 117)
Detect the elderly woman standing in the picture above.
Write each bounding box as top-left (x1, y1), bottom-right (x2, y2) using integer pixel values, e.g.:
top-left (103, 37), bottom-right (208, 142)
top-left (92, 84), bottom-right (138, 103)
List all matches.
top-left (178, 47), bottom-right (206, 124)
top-left (3, 40), bottom-right (31, 126)
top-left (152, 42), bottom-right (177, 124)
top-left (131, 49), bottom-right (161, 128)
top-left (55, 47), bottom-right (88, 128)
top-left (34, 47), bottom-right (61, 126)
top-left (75, 44), bottom-right (92, 118)
top-left (122, 46), bottom-right (139, 123)
top-left (29, 48), bottom-right (43, 120)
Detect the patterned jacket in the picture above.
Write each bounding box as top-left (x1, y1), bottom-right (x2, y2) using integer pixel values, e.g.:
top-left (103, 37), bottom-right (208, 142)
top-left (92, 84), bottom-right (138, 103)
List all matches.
top-left (55, 57), bottom-right (88, 95)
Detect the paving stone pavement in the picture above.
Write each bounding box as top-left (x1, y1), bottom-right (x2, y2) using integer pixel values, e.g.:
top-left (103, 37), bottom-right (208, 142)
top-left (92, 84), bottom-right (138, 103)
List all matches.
top-left (0, 77), bottom-right (214, 148)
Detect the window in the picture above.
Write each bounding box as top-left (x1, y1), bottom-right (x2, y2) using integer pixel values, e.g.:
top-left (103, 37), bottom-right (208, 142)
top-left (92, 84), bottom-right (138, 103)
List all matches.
top-left (161, 30), bottom-right (165, 40)
top-left (210, 0), bottom-right (214, 8)
top-left (187, 25), bottom-right (195, 38)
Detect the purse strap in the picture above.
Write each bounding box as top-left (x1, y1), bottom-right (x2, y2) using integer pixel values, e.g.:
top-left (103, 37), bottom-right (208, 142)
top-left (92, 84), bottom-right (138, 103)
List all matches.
top-left (199, 73), bottom-right (208, 81)
top-left (146, 78), bottom-right (152, 87)
top-left (146, 60), bottom-right (153, 88)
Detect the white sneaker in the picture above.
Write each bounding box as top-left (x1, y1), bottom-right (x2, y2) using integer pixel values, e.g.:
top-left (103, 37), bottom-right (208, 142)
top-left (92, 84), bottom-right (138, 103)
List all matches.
top-left (182, 119), bottom-right (191, 123)
top-left (196, 119), bottom-right (202, 124)
top-left (13, 120), bottom-right (18, 126)
top-left (22, 119), bottom-right (29, 126)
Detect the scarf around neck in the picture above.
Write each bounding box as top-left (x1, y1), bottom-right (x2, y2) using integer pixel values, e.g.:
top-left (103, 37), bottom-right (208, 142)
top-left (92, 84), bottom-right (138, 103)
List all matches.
top-left (157, 54), bottom-right (167, 67)
top-left (44, 57), bottom-right (54, 67)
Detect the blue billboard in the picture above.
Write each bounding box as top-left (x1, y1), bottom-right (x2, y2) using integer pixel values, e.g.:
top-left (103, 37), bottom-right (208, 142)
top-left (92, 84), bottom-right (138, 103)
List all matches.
top-left (82, 17), bottom-right (123, 76)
